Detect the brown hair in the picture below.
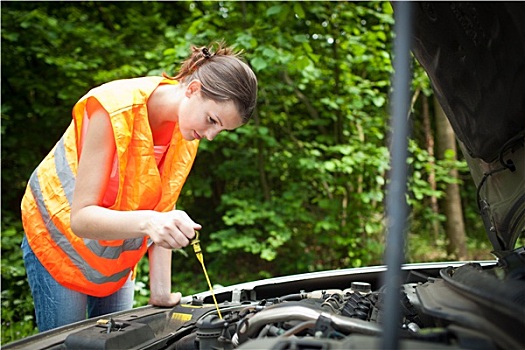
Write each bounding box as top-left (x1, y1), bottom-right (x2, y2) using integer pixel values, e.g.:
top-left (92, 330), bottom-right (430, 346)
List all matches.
top-left (164, 41), bottom-right (258, 124)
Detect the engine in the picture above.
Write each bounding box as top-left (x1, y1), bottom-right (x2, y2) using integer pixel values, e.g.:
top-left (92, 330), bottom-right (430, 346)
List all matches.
top-left (23, 257), bottom-right (522, 350)
top-left (162, 259), bottom-right (525, 350)
top-left (173, 283), bottom-right (388, 350)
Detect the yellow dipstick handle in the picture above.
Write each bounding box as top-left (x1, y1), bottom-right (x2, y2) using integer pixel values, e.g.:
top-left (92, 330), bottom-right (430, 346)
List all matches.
top-left (190, 231), bottom-right (223, 319)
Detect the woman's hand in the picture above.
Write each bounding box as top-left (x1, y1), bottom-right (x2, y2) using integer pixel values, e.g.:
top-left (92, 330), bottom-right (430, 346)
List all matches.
top-left (148, 244), bottom-right (183, 307)
top-left (149, 291), bottom-right (182, 307)
top-left (145, 210), bottom-right (202, 250)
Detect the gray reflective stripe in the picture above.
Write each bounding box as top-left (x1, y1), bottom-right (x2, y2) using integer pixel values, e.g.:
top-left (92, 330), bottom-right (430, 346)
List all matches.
top-left (27, 136), bottom-right (133, 284)
top-left (53, 136), bottom-right (145, 259)
top-left (84, 238), bottom-right (144, 259)
top-left (28, 170), bottom-right (130, 284)
top-left (54, 137), bottom-right (75, 205)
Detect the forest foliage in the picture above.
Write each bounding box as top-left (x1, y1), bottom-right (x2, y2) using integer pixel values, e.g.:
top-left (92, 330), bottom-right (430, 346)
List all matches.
top-left (1, 1), bottom-right (489, 343)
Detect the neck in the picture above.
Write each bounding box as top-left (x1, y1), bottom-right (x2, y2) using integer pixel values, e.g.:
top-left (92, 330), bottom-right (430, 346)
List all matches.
top-left (148, 84), bottom-right (180, 145)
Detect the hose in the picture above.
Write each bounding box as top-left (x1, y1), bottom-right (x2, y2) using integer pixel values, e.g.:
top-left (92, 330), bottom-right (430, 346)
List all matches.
top-left (233, 303), bottom-right (382, 346)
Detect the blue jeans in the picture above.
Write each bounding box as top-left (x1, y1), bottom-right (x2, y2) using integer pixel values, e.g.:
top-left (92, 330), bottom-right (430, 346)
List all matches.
top-left (22, 236), bottom-right (135, 332)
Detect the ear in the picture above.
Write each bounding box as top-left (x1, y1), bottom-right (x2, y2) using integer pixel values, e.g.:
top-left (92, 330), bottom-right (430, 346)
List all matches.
top-left (185, 80), bottom-right (202, 98)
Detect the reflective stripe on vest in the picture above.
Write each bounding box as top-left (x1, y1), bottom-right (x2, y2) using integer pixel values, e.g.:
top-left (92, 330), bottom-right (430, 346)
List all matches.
top-left (21, 77), bottom-right (199, 297)
top-left (30, 135), bottom-right (144, 259)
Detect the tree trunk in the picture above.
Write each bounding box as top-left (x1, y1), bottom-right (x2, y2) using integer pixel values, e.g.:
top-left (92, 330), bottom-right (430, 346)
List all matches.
top-left (434, 97), bottom-right (468, 260)
top-left (422, 95), bottom-right (440, 239)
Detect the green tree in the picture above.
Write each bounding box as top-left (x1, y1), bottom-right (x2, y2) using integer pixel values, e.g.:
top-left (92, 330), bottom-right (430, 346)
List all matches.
top-left (2, 1), bottom-right (485, 343)
top-left (1, 1), bottom-right (189, 341)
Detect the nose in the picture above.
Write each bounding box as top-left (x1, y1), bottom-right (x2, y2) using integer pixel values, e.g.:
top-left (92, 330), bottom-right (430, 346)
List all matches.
top-left (205, 129), bottom-right (221, 141)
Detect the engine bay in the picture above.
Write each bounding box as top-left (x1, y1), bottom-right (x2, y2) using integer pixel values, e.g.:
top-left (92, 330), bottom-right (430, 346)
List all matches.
top-left (55, 249), bottom-right (524, 350)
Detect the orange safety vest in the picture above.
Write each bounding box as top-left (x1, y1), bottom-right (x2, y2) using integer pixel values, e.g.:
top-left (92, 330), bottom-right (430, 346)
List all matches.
top-left (21, 76), bottom-right (199, 297)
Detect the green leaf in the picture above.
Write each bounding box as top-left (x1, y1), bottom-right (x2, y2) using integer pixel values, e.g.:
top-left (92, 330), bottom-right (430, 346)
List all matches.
top-left (266, 5), bottom-right (283, 16)
top-left (293, 34), bottom-right (308, 43)
top-left (250, 57), bottom-right (268, 71)
top-left (293, 3), bottom-right (305, 18)
top-left (372, 95), bottom-right (386, 107)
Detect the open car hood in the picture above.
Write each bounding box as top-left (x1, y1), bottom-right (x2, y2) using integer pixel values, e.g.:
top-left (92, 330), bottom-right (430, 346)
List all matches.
top-left (410, 2), bottom-right (525, 255)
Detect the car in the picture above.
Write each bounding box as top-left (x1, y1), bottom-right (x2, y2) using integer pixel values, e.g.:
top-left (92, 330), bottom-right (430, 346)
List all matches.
top-left (4, 2), bottom-right (524, 350)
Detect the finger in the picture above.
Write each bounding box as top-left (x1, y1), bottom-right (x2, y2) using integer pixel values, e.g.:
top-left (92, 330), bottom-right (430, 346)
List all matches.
top-left (171, 211), bottom-right (201, 239)
top-left (169, 292), bottom-right (182, 306)
top-left (172, 231), bottom-right (190, 248)
top-left (173, 210), bottom-right (202, 230)
top-left (156, 233), bottom-right (180, 250)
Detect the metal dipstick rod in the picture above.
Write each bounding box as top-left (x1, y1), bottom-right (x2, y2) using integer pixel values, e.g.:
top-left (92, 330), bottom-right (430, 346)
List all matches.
top-left (191, 231), bottom-right (223, 319)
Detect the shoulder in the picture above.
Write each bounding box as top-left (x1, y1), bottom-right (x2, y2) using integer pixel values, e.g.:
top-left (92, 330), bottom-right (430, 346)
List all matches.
top-left (91, 76), bottom-right (165, 93)
top-left (76, 76), bottom-right (165, 111)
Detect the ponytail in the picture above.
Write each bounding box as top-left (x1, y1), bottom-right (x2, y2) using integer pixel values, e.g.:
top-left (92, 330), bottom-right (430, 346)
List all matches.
top-left (163, 41), bottom-right (257, 123)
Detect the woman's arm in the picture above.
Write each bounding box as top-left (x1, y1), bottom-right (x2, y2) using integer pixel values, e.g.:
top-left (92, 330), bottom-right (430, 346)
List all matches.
top-left (147, 244), bottom-right (182, 306)
top-left (70, 98), bottom-right (201, 249)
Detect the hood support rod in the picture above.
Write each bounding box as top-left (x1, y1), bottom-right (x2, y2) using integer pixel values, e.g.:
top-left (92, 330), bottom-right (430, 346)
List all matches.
top-left (382, 2), bottom-right (413, 350)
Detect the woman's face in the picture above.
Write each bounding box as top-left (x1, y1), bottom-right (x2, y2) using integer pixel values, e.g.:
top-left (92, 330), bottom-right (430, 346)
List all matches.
top-left (178, 80), bottom-right (243, 141)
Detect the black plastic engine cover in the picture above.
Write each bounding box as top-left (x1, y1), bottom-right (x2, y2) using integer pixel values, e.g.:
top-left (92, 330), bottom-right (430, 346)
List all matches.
top-left (64, 320), bottom-right (155, 350)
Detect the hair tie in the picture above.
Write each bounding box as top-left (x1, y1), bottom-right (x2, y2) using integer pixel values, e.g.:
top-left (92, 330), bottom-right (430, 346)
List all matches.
top-left (202, 47), bottom-right (212, 59)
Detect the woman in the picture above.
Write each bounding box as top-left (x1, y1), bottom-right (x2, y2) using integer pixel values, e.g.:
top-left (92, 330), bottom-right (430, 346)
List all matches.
top-left (20, 42), bottom-right (257, 332)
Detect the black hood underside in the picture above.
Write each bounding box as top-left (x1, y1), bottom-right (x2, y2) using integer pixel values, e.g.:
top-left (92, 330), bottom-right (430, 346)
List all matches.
top-left (411, 2), bottom-right (525, 163)
top-left (409, 2), bottom-right (525, 253)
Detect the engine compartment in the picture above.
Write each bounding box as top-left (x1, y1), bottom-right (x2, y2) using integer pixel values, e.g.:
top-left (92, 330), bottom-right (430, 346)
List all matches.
top-left (53, 249), bottom-right (524, 350)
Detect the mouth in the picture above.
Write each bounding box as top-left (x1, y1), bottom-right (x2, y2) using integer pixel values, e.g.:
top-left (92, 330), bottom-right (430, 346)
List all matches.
top-left (193, 131), bottom-right (202, 140)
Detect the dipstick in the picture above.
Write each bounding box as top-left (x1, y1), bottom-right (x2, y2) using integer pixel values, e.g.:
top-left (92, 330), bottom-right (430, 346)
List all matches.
top-left (190, 231), bottom-right (223, 319)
